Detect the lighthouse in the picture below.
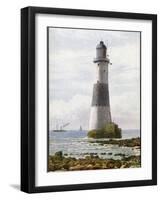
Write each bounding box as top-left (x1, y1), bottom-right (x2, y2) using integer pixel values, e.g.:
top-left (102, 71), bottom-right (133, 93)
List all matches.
top-left (89, 41), bottom-right (112, 130)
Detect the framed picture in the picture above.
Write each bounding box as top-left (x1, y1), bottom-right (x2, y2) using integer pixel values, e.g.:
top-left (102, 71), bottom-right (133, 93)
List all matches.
top-left (21, 6), bottom-right (157, 193)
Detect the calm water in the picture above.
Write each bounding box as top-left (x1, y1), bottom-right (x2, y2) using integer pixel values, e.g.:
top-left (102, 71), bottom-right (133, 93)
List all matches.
top-left (49, 130), bottom-right (140, 160)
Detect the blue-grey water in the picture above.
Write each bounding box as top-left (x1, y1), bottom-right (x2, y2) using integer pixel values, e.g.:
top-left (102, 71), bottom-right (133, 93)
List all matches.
top-left (49, 130), bottom-right (140, 160)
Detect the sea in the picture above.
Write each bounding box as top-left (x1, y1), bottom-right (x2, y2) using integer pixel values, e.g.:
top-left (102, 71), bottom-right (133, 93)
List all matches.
top-left (49, 130), bottom-right (140, 160)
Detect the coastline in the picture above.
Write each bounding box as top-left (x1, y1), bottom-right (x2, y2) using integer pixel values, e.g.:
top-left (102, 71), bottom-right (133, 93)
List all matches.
top-left (49, 137), bottom-right (141, 171)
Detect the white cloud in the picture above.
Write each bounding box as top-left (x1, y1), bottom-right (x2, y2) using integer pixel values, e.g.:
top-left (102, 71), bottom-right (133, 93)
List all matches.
top-left (49, 94), bottom-right (91, 130)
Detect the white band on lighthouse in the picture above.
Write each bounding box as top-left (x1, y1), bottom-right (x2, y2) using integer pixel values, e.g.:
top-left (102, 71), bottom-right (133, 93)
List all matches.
top-left (89, 106), bottom-right (111, 130)
top-left (96, 62), bottom-right (109, 84)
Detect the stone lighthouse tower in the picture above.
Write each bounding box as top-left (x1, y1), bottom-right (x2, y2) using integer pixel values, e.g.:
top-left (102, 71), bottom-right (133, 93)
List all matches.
top-left (89, 41), bottom-right (112, 130)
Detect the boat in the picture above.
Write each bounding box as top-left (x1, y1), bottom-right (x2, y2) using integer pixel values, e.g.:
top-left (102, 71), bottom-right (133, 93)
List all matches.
top-left (52, 129), bottom-right (65, 132)
top-left (79, 126), bottom-right (82, 131)
top-left (52, 123), bottom-right (70, 132)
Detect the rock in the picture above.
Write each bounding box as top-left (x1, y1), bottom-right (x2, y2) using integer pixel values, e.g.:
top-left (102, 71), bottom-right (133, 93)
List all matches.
top-left (87, 122), bottom-right (122, 138)
top-left (54, 151), bottom-right (63, 159)
top-left (114, 153), bottom-right (126, 157)
top-left (93, 163), bottom-right (102, 169)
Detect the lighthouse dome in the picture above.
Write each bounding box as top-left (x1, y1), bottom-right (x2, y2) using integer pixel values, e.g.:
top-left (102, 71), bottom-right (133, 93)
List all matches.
top-left (96, 41), bottom-right (107, 49)
top-left (94, 41), bottom-right (108, 63)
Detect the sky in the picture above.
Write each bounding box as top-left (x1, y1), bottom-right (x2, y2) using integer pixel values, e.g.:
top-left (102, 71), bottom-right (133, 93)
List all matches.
top-left (48, 27), bottom-right (140, 131)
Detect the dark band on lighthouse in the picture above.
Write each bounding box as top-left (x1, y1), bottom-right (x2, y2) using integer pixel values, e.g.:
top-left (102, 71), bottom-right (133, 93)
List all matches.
top-left (91, 83), bottom-right (110, 106)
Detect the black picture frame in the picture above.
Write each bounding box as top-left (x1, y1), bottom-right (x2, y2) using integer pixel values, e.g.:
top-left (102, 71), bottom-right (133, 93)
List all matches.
top-left (21, 6), bottom-right (157, 193)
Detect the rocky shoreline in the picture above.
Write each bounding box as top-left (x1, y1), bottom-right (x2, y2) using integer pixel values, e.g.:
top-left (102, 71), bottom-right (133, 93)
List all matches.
top-left (48, 137), bottom-right (141, 171)
top-left (89, 137), bottom-right (140, 147)
top-left (49, 152), bottom-right (140, 171)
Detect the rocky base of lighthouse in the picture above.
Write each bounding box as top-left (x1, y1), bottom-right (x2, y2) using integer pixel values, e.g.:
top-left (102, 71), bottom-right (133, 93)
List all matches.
top-left (88, 122), bottom-right (122, 139)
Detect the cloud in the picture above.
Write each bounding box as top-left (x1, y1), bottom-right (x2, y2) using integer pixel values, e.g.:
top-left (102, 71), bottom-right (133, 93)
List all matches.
top-left (49, 94), bottom-right (91, 130)
top-left (110, 92), bottom-right (140, 129)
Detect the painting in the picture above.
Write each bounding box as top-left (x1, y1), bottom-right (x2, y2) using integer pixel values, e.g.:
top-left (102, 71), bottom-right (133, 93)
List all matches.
top-left (48, 27), bottom-right (141, 171)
